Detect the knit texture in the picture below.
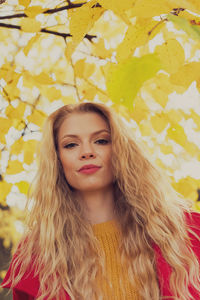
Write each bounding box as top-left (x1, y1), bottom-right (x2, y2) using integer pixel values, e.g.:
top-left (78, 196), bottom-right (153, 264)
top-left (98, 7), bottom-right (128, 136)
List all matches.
top-left (92, 219), bottom-right (140, 300)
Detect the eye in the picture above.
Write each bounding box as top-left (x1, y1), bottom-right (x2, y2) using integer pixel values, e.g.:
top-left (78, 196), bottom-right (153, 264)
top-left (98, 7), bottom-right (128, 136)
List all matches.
top-left (64, 143), bottom-right (77, 149)
top-left (95, 139), bottom-right (110, 145)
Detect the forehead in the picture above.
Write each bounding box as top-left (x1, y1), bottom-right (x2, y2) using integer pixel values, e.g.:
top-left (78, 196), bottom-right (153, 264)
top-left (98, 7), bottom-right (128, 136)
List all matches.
top-left (58, 112), bottom-right (109, 137)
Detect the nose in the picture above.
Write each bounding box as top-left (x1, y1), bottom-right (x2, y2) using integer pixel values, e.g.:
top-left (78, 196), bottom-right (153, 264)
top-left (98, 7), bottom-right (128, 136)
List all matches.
top-left (80, 152), bottom-right (95, 159)
top-left (79, 142), bottom-right (96, 160)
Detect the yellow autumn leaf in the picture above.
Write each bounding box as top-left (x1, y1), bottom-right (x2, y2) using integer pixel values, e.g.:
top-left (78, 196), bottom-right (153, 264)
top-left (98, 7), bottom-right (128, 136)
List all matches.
top-left (5, 102), bottom-right (26, 119)
top-left (0, 117), bottom-right (12, 133)
top-left (21, 71), bottom-right (33, 88)
top-left (147, 86), bottom-right (169, 108)
top-left (24, 149), bottom-right (35, 166)
top-left (96, 92), bottom-right (110, 104)
top-left (194, 201), bottom-right (200, 212)
top-left (162, 25), bottom-right (188, 44)
top-left (25, 6), bottom-right (45, 18)
top-left (2, 70), bottom-right (21, 99)
top-left (98, 0), bottom-right (136, 13)
top-left (131, 97), bottom-right (149, 124)
top-left (21, 18), bottom-right (41, 33)
top-left (111, 104), bottom-right (132, 122)
top-left (82, 86), bottom-right (97, 100)
top-left (92, 38), bottom-right (113, 59)
top-left (167, 123), bottom-right (187, 147)
top-left (189, 109), bottom-right (200, 131)
top-left (27, 110), bottom-right (46, 127)
top-left (170, 62), bottom-right (200, 88)
top-left (65, 44), bottom-right (76, 62)
top-left (155, 158), bottom-right (168, 171)
top-left (54, 67), bottom-right (73, 83)
top-left (129, 0), bottom-right (175, 18)
top-left (66, 0), bottom-right (105, 58)
top-left (160, 144), bottom-right (173, 155)
top-left (69, 0), bottom-right (104, 43)
top-left (0, 134), bottom-right (6, 145)
top-left (7, 160), bottom-right (23, 175)
top-left (10, 139), bottom-right (23, 155)
top-left (78, 80), bottom-right (97, 100)
top-left (0, 181), bottom-right (12, 204)
top-left (98, 0), bottom-right (136, 24)
top-left (24, 140), bottom-right (37, 164)
top-left (155, 39), bottom-right (185, 74)
top-left (13, 120), bottom-right (25, 131)
top-left (172, 176), bottom-right (200, 199)
top-left (4, 83), bottom-right (20, 100)
top-left (23, 34), bottom-right (40, 56)
top-left (190, 42), bottom-right (200, 61)
top-left (116, 18), bottom-right (165, 62)
top-left (139, 120), bottom-right (152, 136)
top-left (16, 181), bottom-right (29, 194)
top-left (24, 69), bottom-right (56, 89)
top-left (41, 87), bottom-right (62, 102)
top-left (144, 73), bottom-right (174, 108)
top-left (165, 109), bottom-right (183, 124)
top-left (62, 96), bottom-right (77, 105)
top-left (187, 190), bottom-right (198, 202)
top-left (74, 59), bottom-right (85, 78)
top-left (0, 64), bottom-right (18, 83)
top-left (188, 0), bottom-right (200, 13)
top-left (33, 72), bottom-right (54, 85)
top-left (84, 63), bottom-right (96, 78)
top-left (184, 142), bottom-right (200, 157)
top-left (151, 113), bottom-right (169, 133)
top-left (74, 59), bottom-right (96, 78)
top-left (0, 117), bottom-right (12, 143)
top-left (19, 0), bottom-right (30, 7)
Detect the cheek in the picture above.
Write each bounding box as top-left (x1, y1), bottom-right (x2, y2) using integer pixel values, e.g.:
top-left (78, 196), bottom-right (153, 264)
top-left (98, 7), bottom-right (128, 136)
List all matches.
top-left (59, 151), bottom-right (75, 172)
top-left (59, 155), bottom-right (76, 185)
top-left (103, 147), bottom-right (112, 164)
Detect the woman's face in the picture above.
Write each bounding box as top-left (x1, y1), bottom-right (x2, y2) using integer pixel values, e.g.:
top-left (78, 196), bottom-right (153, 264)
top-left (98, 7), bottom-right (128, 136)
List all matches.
top-left (57, 112), bottom-right (114, 192)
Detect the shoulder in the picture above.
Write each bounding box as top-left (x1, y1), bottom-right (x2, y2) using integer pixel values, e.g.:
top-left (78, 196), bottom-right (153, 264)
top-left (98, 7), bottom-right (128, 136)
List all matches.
top-left (153, 210), bottom-right (200, 275)
top-left (1, 250), bottom-right (40, 298)
top-left (1, 248), bottom-right (71, 300)
top-left (153, 210), bottom-right (200, 297)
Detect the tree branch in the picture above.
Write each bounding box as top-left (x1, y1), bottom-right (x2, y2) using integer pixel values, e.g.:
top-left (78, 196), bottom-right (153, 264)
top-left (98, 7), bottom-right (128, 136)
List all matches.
top-left (0, 22), bottom-right (97, 41)
top-left (0, 22), bottom-right (20, 29)
top-left (0, 2), bottom-right (87, 20)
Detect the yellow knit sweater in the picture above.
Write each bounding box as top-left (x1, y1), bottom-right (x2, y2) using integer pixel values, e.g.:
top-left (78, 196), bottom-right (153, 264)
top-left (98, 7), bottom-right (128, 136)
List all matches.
top-left (92, 219), bottom-right (140, 300)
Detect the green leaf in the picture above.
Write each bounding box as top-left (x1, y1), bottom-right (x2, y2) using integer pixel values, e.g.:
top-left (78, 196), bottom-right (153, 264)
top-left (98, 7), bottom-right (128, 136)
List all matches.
top-left (106, 54), bottom-right (162, 111)
top-left (167, 14), bottom-right (200, 40)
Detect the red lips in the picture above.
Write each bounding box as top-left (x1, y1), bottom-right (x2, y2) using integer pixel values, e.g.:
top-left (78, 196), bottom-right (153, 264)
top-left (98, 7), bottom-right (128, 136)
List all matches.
top-left (79, 164), bottom-right (101, 171)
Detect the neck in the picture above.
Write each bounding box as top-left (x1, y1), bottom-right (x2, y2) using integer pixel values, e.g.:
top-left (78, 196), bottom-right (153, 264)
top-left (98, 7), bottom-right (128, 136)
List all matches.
top-left (77, 185), bottom-right (116, 225)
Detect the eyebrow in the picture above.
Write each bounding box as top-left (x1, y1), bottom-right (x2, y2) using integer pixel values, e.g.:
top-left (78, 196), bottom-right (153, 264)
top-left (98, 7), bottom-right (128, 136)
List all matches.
top-left (61, 129), bottom-right (110, 140)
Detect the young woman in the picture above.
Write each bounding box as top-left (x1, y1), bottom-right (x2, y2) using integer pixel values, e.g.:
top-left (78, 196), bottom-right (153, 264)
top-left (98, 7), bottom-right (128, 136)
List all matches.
top-left (1, 102), bottom-right (200, 300)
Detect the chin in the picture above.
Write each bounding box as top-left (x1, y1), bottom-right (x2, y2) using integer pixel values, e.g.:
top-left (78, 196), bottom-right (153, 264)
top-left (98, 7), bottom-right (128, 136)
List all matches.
top-left (77, 184), bottom-right (107, 192)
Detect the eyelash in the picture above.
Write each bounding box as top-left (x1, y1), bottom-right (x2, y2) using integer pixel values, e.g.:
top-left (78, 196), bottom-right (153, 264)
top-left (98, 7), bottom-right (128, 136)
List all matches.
top-left (64, 139), bottom-right (110, 149)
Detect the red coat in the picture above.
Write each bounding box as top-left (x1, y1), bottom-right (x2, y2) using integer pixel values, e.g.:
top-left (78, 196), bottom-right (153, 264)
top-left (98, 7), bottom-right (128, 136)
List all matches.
top-left (1, 212), bottom-right (200, 300)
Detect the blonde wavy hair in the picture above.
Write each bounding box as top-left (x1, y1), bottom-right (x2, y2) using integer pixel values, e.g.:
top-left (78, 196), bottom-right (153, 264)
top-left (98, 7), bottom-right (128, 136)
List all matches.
top-left (3, 102), bottom-right (200, 300)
